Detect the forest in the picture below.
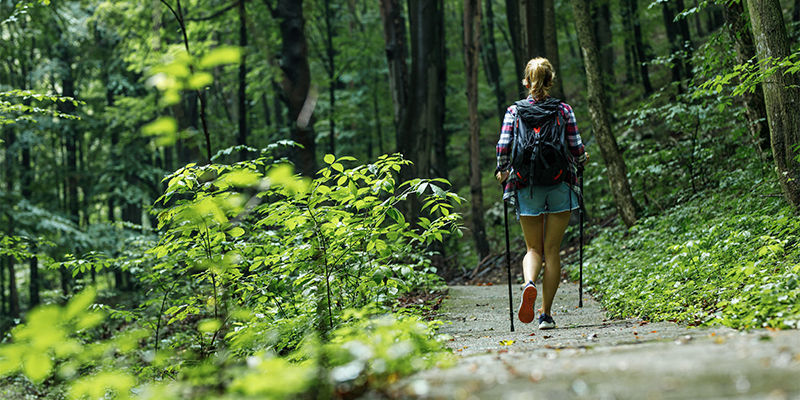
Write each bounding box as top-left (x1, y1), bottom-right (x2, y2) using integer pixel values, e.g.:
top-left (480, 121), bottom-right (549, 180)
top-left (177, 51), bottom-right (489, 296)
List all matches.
top-left (1, 0), bottom-right (800, 398)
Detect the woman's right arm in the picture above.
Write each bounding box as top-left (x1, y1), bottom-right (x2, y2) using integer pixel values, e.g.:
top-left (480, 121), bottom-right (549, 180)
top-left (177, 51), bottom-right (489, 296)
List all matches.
top-left (495, 105), bottom-right (516, 182)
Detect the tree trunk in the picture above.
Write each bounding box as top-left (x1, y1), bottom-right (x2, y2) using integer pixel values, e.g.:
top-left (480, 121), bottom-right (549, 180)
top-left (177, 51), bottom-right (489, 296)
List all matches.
top-left (542, 0), bottom-right (564, 98)
top-left (324, 0), bottom-right (337, 157)
top-left (379, 0), bottom-right (411, 150)
top-left (525, 0), bottom-right (545, 59)
top-left (746, 0), bottom-right (800, 207)
top-left (406, 0), bottom-right (445, 181)
top-left (465, 0), bottom-right (490, 260)
top-left (276, 0), bottom-right (316, 176)
top-left (662, 1), bottom-right (694, 88)
top-left (795, 0), bottom-right (800, 23)
top-left (675, 0), bottom-right (694, 80)
top-left (481, 0), bottom-right (506, 120)
top-left (629, 0), bottom-right (653, 94)
top-left (571, 0), bottom-right (638, 227)
top-left (593, 0), bottom-right (615, 92)
top-left (237, 0), bottom-right (249, 161)
top-left (506, 0), bottom-right (525, 81)
top-left (662, 1), bottom-right (684, 85)
top-left (58, 46), bottom-right (76, 296)
top-left (722, 2), bottom-right (770, 152)
top-left (4, 129), bottom-right (20, 318)
top-left (21, 116), bottom-right (39, 308)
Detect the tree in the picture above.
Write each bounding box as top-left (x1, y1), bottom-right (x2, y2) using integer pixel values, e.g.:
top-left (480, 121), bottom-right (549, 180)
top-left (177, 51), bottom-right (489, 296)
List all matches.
top-left (543, 0), bottom-right (564, 98)
top-left (481, 0), bottom-right (506, 119)
top-left (661, 0), bottom-right (694, 89)
top-left (465, 0), bottom-right (490, 260)
top-left (570, 0), bottom-right (638, 227)
top-left (379, 0), bottom-right (410, 154)
top-left (273, 0), bottom-right (317, 176)
top-left (745, 0), bottom-right (800, 207)
top-left (593, 0), bottom-right (615, 93)
top-left (722, 1), bottom-right (770, 152)
top-left (237, 0), bottom-right (249, 161)
top-left (405, 0), bottom-right (445, 182)
top-left (506, 0), bottom-right (525, 81)
top-left (621, 0), bottom-right (653, 94)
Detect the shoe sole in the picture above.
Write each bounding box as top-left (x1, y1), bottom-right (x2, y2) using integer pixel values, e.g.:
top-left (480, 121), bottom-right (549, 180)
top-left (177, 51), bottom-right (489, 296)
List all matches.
top-left (538, 321), bottom-right (556, 330)
top-left (517, 285), bottom-right (537, 324)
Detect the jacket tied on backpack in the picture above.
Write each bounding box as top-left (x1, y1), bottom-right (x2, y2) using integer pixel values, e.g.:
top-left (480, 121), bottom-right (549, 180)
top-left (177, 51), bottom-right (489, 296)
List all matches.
top-left (496, 95), bottom-right (586, 208)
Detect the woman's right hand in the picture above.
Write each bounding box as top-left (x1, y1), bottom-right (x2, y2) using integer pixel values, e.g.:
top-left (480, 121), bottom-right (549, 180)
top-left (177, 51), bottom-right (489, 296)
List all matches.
top-left (495, 170), bottom-right (509, 183)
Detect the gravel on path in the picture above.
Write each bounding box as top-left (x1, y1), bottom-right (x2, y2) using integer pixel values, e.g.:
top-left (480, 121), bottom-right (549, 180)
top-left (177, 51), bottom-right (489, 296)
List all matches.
top-left (388, 282), bottom-right (800, 399)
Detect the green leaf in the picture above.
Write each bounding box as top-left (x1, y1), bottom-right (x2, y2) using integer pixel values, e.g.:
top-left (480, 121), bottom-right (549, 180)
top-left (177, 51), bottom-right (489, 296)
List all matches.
top-left (324, 154), bottom-right (335, 164)
top-left (23, 352), bottom-right (52, 383)
top-left (199, 46), bottom-right (242, 69)
top-left (228, 227), bottom-right (245, 238)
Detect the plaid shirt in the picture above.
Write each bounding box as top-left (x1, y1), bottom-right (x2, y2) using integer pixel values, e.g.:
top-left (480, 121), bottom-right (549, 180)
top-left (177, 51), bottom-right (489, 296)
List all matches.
top-left (496, 96), bottom-right (586, 202)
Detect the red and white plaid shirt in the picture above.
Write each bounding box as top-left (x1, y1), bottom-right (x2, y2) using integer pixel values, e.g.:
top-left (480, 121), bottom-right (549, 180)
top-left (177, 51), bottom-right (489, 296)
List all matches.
top-left (496, 96), bottom-right (586, 202)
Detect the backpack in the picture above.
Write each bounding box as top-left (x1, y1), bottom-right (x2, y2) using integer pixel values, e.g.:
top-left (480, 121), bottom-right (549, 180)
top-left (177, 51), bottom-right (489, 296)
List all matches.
top-left (510, 97), bottom-right (571, 187)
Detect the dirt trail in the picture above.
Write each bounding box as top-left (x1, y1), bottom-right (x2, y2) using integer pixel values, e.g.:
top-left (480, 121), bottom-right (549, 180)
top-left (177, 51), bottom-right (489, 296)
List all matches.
top-left (388, 283), bottom-right (800, 399)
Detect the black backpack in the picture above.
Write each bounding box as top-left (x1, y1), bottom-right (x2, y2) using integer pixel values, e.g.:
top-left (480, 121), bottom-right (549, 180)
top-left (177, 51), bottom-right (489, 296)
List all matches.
top-left (510, 97), bottom-right (571, 187)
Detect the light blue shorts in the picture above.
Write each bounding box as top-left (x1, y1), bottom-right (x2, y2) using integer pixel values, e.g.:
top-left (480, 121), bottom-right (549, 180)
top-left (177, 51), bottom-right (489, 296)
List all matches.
top-left (516, 182), bottom-right (579, 216)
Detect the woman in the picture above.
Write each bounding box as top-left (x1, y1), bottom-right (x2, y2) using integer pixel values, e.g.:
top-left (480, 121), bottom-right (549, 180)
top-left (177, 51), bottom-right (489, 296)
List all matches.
top-left (495, 57), bottom-right (587, 330)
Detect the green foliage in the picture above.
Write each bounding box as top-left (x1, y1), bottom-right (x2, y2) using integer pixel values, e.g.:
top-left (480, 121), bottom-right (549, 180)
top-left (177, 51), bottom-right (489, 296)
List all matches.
top-left (0, 90), bottom-right (83, 126)
top-left (568, 162), bottom-right (800, 330)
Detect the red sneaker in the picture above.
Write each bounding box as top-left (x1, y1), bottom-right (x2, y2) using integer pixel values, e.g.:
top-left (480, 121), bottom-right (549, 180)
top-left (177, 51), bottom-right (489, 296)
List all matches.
top-left (517, 281), bottom-right (537, 323)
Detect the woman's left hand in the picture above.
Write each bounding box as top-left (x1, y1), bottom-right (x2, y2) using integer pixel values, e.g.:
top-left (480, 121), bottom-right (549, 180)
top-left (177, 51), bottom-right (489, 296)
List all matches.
top-left (495, 170), bottom-right (509, 183)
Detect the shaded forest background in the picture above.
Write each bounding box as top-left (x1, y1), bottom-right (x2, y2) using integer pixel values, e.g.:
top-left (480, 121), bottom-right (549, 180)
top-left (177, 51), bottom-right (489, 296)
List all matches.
top-left (1, 0), bottom-right (800, 397)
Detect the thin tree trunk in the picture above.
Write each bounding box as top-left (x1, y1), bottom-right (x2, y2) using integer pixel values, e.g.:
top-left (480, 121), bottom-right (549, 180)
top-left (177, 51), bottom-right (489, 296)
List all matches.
top-left (465, 0), bottom-right (490, 260)
top-left (795, 0), bottom-right (800, 22)
top-left (59, 45), bottom-right (77, 296)
top-left (571, 0), bottom-right (638, 227)
top-left (379, 0), bottom-right (410, 151)
top-left (675, 0), bottom-right (694, 80)
top-left (593, 0), bottom-right (615, 89)
top-left (324, 0), bottom-right (337, 156)
top-left (542, 0), bottom-right (564, 98)
top-left (722, 2), bottom-right (770, 152)
top-left (629, 0), bottom-right (653, 94)
top-left (238, 0), bottom-right (249, 161)
top-left (275, 0), bottom-right (317, 176)
top-left (4, 129), bottom-right (20, 318)
top-left (481, 0), bottom-right (506, 119)
top-left (506, 0), bottom-right (525, 81)
top-left (746, 0), bottom-right (800, 207)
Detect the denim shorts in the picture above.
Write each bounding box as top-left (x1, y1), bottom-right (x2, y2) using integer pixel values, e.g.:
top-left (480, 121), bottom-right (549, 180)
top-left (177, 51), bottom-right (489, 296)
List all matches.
top-left (516, 182), bottom-right (579, 216)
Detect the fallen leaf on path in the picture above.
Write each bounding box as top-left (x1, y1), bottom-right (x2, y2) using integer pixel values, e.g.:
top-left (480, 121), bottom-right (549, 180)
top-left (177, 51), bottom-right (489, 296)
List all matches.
top-left (499, 340), bottom-right (515, 346)
top-left (542, 335), bottom-right (552, 339)
top-left (529, 333), bottom-right (536, 336)
top-left (651, 330), bottom-right (657, 333)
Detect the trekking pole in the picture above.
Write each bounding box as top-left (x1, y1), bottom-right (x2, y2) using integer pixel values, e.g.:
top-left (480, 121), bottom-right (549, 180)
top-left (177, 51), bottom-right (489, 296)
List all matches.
top-left (503, 194), bottom-right (515, 332)
top-left (578, 167), bottom-right (584, 308)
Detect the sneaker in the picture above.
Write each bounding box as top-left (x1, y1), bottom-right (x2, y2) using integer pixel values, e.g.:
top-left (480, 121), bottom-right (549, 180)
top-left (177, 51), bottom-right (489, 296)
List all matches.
top-left (517, 281), bottom-right (537, 324)
top-left (538, 313), bottom-right (556, 330)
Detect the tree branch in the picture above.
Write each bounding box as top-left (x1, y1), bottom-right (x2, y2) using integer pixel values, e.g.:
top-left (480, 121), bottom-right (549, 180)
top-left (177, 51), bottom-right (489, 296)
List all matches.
top-left (187, 0), bottom-right (240, 21)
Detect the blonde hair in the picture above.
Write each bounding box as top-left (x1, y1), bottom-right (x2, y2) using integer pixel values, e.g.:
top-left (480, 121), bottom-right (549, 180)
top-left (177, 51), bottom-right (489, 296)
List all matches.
top-left (521, 58), bottom-right (555, 100)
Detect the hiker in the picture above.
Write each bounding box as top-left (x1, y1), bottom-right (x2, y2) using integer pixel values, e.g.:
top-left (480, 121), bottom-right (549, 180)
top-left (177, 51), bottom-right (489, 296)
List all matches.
top-left (495, 57), bottom-right (587, 330)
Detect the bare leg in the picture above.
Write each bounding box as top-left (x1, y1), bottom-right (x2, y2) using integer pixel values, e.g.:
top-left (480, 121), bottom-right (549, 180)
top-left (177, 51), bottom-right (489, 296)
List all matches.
top-left (519, 215), bottom-right (544, 284)
top-left (541, 210), bottom-right (571, 315)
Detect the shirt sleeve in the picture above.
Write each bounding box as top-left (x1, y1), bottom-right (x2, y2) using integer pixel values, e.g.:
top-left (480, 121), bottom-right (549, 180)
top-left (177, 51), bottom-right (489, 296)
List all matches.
top-left (496, 105), bottom-right (517, 173)
top-left (561, 103), bottom-right (586, 163)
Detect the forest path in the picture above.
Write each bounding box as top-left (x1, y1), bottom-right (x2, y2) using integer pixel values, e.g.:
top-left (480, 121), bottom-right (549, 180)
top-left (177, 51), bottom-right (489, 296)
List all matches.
top-left (388, 283), bottom-right (800, 399)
